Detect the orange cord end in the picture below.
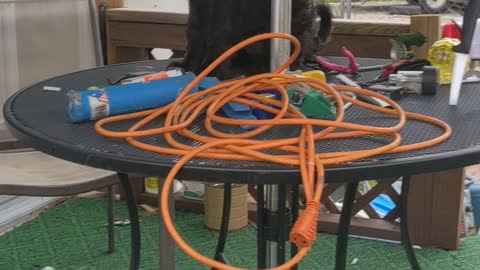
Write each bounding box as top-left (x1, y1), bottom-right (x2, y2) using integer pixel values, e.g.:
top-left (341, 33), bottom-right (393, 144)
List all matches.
top-left (290, 201), bottom-right (321, 248)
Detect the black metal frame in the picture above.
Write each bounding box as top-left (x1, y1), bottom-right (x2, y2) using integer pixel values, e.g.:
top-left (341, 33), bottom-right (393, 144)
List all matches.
top-left (5, 59), bottom-right (473, 270)
top-left (107, 185), bottom-right (115, 254)
top-left (211, 178), bottom-right (420, 270)
top-left (214, 184), bottom-right (300, 269)
top-left (117, 173), bottom-right (141, 270)
top-left (257, 185), bottom-right (267, 269)
top-left (5, 60), bottom-right (480, 185)
top-left (335, 181), bottom-right (359, 270)
top-left (291, 184), bottom-right (299, 270)
top-left (400, 176), bottom-right (421, 270)
top-left (335, 178), bottom-right (420, 270)
top-left (213, 184), bottom-right (232, 269)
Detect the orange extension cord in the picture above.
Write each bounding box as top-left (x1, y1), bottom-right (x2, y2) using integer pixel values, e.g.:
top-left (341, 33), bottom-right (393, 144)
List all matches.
top-left (95, 33), bottom-right (452, 270)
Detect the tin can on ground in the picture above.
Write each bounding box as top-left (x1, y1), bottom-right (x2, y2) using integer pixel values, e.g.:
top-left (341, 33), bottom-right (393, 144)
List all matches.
top-left (204, 184), bottom-right (248, 231)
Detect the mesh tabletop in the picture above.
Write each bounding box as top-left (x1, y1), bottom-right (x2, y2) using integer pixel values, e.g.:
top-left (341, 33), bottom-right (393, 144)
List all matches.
top-left (5, 59), bottom-right (480, 184)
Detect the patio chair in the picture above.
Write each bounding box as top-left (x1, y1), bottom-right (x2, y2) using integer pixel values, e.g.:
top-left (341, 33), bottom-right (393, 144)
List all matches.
top-left (0, 0), bottom-right (120, 255)
top-left (0, 150), bottom-right (118, 253)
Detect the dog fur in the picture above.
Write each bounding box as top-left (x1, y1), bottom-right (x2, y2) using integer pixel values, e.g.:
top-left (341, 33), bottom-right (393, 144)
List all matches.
top-left (170, 0), bottom-right (333, 80)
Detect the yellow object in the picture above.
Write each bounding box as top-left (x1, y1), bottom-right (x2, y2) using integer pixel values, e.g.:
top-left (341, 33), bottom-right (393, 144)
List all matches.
top-left (428, 38), bottom-right (461, 84)
top-left (140, 204), bottom-right (157, 213)
top-left (300, 70), bottom-right (326, 82)
top-left (273, 70), bottom-right (326, 83)
top-left (144, 177), bottom-right (158, 194)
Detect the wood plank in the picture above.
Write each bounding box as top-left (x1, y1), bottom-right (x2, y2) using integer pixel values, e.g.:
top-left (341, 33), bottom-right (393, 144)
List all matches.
top-left (113, 46), bottom-right (151, 64)
top-left (383, 205), bottom-right (399, 222)
top-left (0, 140), bottom-right (29, 151)
top-left (133, 188), bottom-right (401, 241)
top-left (384, 185), bottom-right (401, 204)
top-left (357, 191), bottom-right (381, 219)
top-left (108, 21), bottom-right (187, 50)
top-left (324, 197), bottom-right (341, 214)
top-left (106, 10), bottom-right (408, 37)
top-left (352, 180), bottom-right (396, 215)
top-left (107, 8), bottom-right (188, 25)
top-left (96, 0), bottom-right (124, 9)
top-left (317, 212), bottom-right (400, 241)
top-left (408, 169), bottom-right (464, 250)
top-left (136, 191), bottom-right (261, 224)
top-left (332, 19), bottom-right (410, 37)
top-left (106, 15), bottom-right (115, 64)
top-left (410, 15), bottom-right (442, 59)
top-left (322, 34), bottom-right (393, 59)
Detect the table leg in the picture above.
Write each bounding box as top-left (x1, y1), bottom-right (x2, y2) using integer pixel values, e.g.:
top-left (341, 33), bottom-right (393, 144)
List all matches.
top-left (400, 176), bottom-right (421, 270)
top-left (291, 184), bottom-right (299, 270)
top-left (158, 177), bottom-right (176, 269)
top-left (117, 173), bottom-right (140, 270)
top-left (213, 183), bottom-right (232, 268)
top-left (335, 181), bottom-right (359, 270)
top-left (107, 185), bottom-right (115, 254)
top-left (277, 184), bottom-right (287, 265)
top-left (257, 185), bottom-right (267, 269)
top-left (264, 184), bottom-right (291, 268)
top-left (266, 184), bottom-right (280, 267)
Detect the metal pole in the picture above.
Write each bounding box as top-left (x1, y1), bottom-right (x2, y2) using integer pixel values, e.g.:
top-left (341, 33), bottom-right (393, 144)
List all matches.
top-left (88, 0), bottom-right (105, 67)
top-left (158, 177), bottom-right (176, 270)
top-left (267, 0), bottom-right (292, 267)
top-left (270, 0), bottom-right (292, 72)
top-left (266, 185), bottom-right (279, 267)
top-left (340, 0), bottom-right (346, 18)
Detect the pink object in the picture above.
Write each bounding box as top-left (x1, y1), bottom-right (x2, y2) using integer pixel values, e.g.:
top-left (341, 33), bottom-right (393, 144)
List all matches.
top-left (315, 47), bottom-right (359, 74)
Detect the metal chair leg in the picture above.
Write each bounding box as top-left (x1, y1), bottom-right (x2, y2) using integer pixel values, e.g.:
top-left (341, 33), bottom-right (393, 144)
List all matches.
top-left (400, 176), bottom-right (421, 270)
top-left (212, 183), bottom-right (232, 269)
top-left (291, 184), bottom-right (299, 270)
top-left (335, 182), bottom-right (359, 270)
top-left (257, 185), bottom-right (266, 269)
top-left (158, 177), bottom-right (176, 270)
top-left (107, 185), bottom-right (115, 254)
top-left (117, 173), bottom-right (140, 270)
top-left (276, 184), bottom-right (287, 265)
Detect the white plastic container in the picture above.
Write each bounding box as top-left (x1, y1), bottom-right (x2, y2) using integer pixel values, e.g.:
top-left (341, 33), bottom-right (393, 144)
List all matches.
top-left (449, 18), bottom-right (480, 105)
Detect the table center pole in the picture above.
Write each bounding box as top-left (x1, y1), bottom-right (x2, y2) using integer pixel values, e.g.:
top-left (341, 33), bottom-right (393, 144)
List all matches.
top-left (267, 0), bottom-right (292, 267)
top-left (270, 0), bottom-right (292, 72)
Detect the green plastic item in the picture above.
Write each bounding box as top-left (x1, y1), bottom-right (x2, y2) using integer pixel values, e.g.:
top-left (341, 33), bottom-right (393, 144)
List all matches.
top-left (288, 89), bottom-right (337, 119)
top-left (87, 86), bottom-right (101, 91)
top-left (390, 32), bottom-right (426, 61)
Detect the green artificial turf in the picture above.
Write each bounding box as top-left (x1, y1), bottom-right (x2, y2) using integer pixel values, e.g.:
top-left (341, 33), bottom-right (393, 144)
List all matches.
top-left (0, 198), bottom-right (479, 270)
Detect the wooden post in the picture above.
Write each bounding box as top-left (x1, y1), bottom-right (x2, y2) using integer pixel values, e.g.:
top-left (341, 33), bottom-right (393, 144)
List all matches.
top-left (95, 0), bottom-right (124, 9)
top-left (410, 15), bottom-right (442, 59)
top-left (407, 169), bottom-right (464, 250)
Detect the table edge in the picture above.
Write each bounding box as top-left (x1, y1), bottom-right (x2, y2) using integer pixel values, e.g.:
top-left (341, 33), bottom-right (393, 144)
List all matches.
top-left (4, 60), bottom-right (478, 184)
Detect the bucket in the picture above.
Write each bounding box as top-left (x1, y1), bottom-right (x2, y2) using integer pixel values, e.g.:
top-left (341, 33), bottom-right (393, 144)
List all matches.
top-left (204, 184), bottom-right (248, 231)
top-left (144, 177), bottom-right (159, 194)
top-left (468, 182), bottom-right (480, 229)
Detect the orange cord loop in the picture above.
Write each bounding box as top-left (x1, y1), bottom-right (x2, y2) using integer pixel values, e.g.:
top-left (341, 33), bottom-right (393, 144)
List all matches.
top-left (95, 33), bottom-right (451, 270)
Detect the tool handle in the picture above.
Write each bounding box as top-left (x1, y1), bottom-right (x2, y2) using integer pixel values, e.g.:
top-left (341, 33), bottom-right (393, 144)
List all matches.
top-left (454, 0), bottom-right (480, 54)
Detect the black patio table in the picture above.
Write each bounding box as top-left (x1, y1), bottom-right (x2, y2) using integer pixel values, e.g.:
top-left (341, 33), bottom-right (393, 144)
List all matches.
top-left (4, 58), bottom-right (480, 270)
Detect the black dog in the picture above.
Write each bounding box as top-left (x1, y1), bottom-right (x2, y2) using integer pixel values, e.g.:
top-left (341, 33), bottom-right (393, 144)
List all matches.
top-left (170, 0), bottom-right (333, 80)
